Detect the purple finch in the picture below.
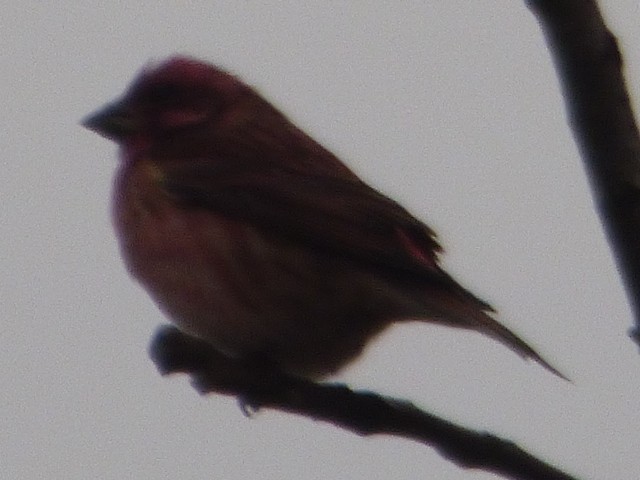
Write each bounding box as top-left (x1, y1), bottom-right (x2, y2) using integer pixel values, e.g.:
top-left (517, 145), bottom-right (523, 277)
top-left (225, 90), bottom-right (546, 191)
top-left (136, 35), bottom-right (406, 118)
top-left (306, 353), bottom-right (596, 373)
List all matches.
top-left (83, 56), bottom-right (563, 379)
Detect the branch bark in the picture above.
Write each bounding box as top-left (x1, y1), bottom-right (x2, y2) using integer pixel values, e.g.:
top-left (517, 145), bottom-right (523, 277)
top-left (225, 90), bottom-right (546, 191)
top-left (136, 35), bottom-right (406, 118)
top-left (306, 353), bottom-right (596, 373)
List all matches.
top-left (143, 4), bottom-right (640, 479)
top-left (526, 0), bottom-right (640, 346)
top-left (150, 326), bottom-right (580, 480)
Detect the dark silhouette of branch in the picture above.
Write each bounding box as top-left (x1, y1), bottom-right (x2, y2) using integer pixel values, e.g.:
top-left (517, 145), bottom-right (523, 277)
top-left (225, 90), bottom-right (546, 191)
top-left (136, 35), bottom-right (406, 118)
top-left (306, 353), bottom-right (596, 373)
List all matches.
top-left (144, 5), bottom-right (640, 479)
top-left (526, 0), bottom-right (640, 346)
top-left (150, 326), bottom-right (580, 480)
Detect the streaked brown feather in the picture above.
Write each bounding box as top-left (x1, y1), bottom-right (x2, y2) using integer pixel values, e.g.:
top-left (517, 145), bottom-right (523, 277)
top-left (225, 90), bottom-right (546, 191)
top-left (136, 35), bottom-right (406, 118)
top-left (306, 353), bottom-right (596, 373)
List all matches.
top-left (84, 55), bottom-right (566, 379)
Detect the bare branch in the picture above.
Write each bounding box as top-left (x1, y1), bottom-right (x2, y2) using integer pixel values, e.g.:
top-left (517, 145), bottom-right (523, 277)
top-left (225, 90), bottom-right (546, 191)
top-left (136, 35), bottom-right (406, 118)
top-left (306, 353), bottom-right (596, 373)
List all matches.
top-left (150, 326), bottom-right (580, 480)
top-left (526, 0), bottom-right (640, 346)
top-left (143, 5), bottom-right (638, 479)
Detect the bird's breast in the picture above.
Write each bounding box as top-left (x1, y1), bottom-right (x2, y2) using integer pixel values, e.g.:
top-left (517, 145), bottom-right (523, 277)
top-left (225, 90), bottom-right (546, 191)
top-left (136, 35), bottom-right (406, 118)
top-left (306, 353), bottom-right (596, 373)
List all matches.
top-left (111, 158), bottom-right (395, 376)
top-left (112, 158), bottom-right (266, 353)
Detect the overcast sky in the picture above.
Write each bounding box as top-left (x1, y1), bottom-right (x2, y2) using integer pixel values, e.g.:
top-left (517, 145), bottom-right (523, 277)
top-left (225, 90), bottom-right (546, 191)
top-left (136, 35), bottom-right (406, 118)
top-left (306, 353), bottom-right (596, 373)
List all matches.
top-left (3, 2), bottom-right (640, 479)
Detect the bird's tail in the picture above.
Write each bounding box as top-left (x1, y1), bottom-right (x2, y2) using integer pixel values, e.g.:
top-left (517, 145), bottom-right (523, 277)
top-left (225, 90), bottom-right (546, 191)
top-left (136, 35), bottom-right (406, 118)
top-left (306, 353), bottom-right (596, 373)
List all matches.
top-left (417, 286), bottom-right (568, 381)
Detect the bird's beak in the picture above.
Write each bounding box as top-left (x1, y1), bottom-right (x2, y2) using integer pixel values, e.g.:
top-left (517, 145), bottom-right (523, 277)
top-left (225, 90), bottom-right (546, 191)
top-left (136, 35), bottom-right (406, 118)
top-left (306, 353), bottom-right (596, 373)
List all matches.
top-left (82, 100), bottom-right (138, 141)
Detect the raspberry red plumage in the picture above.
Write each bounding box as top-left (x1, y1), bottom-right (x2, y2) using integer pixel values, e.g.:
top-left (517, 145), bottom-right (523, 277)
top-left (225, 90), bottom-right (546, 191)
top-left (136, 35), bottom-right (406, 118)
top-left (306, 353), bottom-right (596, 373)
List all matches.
top-left (83, 56), bottom-right (564, 379)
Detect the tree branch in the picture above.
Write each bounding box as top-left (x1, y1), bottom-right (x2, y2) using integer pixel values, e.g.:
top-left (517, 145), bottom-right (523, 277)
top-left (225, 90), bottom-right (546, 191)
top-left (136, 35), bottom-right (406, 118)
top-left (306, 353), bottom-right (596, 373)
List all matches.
top-left (526, 0), bottom-right (640, 346)
top-left (150, 326), bottom-right (580, 480)
top-left (144, 5), bottom-right (636, 478)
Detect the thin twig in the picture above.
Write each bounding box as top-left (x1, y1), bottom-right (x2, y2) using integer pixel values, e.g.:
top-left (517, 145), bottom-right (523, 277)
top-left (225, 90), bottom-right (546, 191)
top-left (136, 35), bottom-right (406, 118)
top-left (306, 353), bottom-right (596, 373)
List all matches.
top-left (150, 326), bottom-right (580, 480)
top-left (526, 0), bottom-right (640, 346)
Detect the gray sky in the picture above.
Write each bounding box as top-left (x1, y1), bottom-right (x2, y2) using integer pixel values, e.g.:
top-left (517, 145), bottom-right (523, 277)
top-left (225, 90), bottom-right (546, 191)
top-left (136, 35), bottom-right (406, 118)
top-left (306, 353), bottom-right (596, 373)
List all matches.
top-left (3, 2), bottom-right (640, 479)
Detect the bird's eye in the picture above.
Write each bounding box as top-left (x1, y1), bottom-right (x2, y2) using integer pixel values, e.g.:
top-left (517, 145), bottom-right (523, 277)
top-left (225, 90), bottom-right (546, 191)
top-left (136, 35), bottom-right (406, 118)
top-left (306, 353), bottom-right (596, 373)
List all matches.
top-left (145, 84), bottom-right (182, 106)
top-left (139, 83), bottom-right (210, 129)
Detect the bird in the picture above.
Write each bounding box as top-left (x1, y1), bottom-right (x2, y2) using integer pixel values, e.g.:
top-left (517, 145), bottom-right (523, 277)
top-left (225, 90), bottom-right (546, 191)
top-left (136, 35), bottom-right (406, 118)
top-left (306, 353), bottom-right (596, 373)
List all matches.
top-left (82, 56), bottom-right (565, 380)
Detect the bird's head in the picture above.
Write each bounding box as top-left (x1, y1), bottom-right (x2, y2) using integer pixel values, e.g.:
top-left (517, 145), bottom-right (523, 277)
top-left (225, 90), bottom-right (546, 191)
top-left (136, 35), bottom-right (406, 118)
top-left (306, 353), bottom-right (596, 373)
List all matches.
top-left (82, 56), bottom-right (249, 144)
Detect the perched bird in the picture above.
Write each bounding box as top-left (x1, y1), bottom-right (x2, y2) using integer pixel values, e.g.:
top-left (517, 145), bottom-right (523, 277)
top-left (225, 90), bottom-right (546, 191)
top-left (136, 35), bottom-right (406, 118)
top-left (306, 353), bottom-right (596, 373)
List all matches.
top-left (83, 56), bottom-right (564, 379)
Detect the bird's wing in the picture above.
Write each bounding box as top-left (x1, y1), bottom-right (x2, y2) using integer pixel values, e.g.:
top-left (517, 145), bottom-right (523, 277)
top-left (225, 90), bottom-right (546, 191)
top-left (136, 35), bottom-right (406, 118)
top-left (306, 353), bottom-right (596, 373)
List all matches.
top-left (161, 159), bottom-right (492, 310)
top-left (159, 159), bottom-right (574, 379)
